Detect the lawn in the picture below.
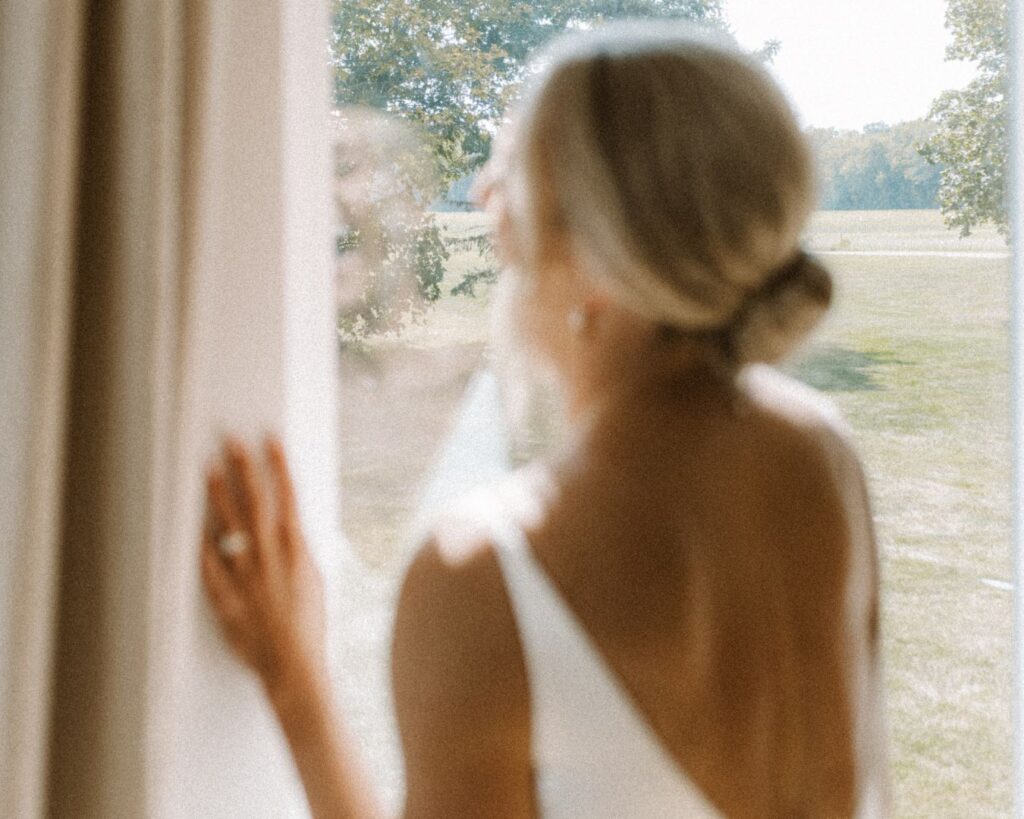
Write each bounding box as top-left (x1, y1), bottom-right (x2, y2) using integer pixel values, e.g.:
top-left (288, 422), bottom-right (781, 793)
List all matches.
top-left (335, 209), bottom-right (1012, 816)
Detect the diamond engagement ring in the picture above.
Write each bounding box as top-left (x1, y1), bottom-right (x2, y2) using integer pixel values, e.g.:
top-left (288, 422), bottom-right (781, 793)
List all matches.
top-left (218, 530), bottom-right (249, 558)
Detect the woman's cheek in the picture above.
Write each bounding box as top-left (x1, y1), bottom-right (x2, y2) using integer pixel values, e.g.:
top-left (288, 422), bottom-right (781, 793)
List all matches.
top-left (490, 203), bottom-right (520, 271)
top-left (524, 274), bottom-right (570, 366)
top-left (493, 269), bottom-right (541, 357)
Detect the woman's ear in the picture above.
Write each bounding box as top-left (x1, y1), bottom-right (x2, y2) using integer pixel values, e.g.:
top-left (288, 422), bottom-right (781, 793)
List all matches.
top-left (564, 284), bottom-right (612, 340)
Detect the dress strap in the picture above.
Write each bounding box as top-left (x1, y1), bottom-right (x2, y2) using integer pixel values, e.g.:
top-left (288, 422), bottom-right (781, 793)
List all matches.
top-left (484, 502), bottom-right (573, 646)
top-left (481, 489), bottom-right (722, 818)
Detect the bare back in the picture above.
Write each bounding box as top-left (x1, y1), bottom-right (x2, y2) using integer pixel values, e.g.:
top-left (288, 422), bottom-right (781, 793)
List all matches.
top-left (391, 364), bottom-right (885, 817)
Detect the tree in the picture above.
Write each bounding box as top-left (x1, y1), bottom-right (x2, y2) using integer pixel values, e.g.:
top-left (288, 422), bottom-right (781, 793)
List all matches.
top-left (332, 108), bottom-right (448, 342)
top-left (807, 121), bottom-right (942, 211)
top-left (920, 0), bottom-right (1009, 237)
top-left (330, 0), bottom-right (727, 189)
top-left (330, 0), bottom-right (733, 333)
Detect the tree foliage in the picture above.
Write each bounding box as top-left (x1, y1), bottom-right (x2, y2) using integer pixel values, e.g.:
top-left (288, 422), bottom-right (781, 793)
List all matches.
top-left (329, 0), bottom-right (776, 335)
top-left (332, 108), bottom-right (448, 342)
top-left (330, 0), bottom-right (726, 187)
top-left (807, 121), bottom-right (942, 210)
top-left (920, 0), bottom-right (1008, 237)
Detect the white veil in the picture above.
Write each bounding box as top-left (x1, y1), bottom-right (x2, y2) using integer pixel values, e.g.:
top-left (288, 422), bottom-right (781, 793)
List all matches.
top-left (406, 368), bottom-right (513, 542)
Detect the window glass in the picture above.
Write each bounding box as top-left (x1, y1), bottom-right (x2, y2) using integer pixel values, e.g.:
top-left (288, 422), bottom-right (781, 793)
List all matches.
top-left (328, 2), bottom-right (1012, 812)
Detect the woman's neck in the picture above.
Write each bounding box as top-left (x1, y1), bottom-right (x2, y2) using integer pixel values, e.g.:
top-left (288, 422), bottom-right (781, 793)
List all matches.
top-left (563, 329), bottom-right (733, 425)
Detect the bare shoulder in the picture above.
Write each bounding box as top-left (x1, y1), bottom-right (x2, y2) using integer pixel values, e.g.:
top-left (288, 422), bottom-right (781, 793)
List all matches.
top-left (738, 365), bottom-right (879, 604)
top-left (390, 479), bottom-right (535, 816)
top-left (393, 470), bottom-right (549, 658)
top-left (738, 363), bottom-right (864, 478)
top-left (739, 364), bottom-right (850, 436)
top-left (392, 483), bottom-right (527, 703)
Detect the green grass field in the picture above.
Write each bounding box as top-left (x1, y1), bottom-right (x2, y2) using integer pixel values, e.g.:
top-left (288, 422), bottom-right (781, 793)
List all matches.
top-left (338, 209), bottom-right (1012, 816)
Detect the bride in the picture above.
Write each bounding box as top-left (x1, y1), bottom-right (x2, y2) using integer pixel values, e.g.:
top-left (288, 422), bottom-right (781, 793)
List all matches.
top-left (200, 21), bottom-right (889, 818)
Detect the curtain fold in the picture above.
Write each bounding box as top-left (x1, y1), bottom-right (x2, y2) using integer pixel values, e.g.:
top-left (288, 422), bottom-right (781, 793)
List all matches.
top-left (0, 1), bottom-right (336, 816)
top-left (0, 2), bottom-right (87, 816)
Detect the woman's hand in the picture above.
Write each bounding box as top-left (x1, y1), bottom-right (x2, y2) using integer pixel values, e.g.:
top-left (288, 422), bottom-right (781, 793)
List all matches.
top-left (201, 436), bottom-right (328, 704)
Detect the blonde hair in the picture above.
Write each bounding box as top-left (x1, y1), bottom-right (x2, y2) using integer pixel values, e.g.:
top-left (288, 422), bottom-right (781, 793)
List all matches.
top-left (495, 20), bottom-right (831, 366)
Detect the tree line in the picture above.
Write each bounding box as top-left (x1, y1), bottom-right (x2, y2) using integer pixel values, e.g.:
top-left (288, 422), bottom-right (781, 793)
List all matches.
top-left (331, 0), bottom-right (1006, 231)
top-left (807, 121), bottom-right (942, 211)
top-left (329, 0), bottom-right (1008, 338)
top-left (437, 120), bottom-right (948, 213)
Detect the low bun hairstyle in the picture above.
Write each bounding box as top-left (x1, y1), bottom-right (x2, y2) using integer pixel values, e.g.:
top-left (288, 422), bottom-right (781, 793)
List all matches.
top-left (495, 20), bottom-right (833, 367)
top-left (723, 252), bottom-right (833, 365)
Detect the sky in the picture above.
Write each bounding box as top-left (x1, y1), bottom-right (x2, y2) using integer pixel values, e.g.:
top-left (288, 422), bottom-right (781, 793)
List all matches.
top-left (724, 0), bottom-right (979, 130)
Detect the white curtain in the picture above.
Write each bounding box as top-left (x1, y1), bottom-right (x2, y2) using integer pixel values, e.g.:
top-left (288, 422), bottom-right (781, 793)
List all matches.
top-left (0, 1), bottom-right (338, 816)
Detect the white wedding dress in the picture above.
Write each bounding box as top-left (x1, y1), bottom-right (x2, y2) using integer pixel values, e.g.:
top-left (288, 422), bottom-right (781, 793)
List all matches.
top-left (485, 497), bottom-right (723, 817)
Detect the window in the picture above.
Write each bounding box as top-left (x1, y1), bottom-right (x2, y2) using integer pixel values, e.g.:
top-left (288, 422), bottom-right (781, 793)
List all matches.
top-left (327, 2), bottom-right (1014, 812)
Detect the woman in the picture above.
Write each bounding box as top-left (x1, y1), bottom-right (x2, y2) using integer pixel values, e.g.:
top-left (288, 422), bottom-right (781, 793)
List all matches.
top-left (201, 21), bottom-right (889, 817)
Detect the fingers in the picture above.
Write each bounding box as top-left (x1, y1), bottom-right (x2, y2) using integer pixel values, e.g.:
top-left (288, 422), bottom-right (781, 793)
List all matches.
top-left (207, 462), bottom-right (257, 575)
top-left (201, 529), bottom-right (245, 625)
top-left (225, 438), bottom-right (271, 563)
top-left (266, 436), bottom-right (305, 564)
top-left (207, 465), bottom-right (241, 536)
top-left (205, 435), bottom-right (300, 575)
top-left (265, 436), bottom-right (297, 523)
